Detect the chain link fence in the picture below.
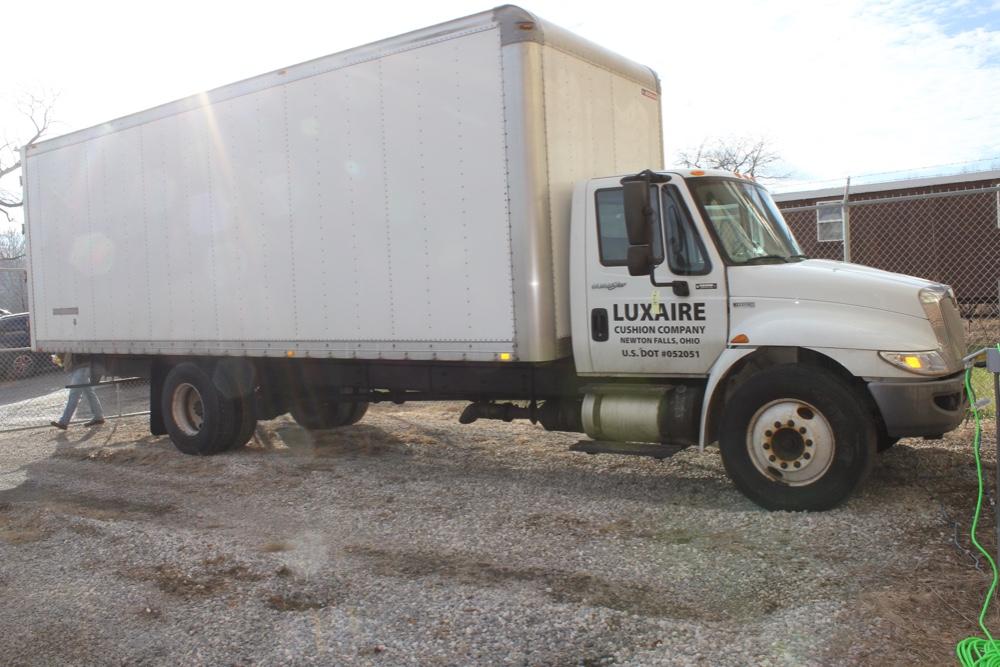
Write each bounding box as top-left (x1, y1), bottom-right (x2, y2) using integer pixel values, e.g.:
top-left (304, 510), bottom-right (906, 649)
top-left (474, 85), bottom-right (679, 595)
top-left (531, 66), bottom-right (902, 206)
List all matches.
top-left (0, 371), bottom-right (150, 433)
top-left (778, 181), bottom-right (1000, 352)
top-left (0, 267), bottom-right (149, 432)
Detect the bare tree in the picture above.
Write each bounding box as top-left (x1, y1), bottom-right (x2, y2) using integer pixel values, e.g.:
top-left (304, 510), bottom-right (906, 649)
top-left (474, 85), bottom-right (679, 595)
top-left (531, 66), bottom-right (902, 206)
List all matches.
top-left (0, 227), bottom-right (26, 261)
top-left (0, 92), bottom-right (57, 224)
top-left (0, 227), bottom-right (27, 312)
top-left (677, 137), bottom-right (787, 179)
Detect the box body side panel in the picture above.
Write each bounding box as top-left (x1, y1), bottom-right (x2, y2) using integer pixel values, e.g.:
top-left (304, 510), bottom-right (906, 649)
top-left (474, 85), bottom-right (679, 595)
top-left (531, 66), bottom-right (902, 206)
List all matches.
top-left (27, 28), bottom-right (515, 361)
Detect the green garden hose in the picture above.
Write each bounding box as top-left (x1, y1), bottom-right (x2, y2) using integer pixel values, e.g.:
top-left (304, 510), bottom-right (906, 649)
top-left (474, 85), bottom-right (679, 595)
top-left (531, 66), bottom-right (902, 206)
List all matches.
top-left (956, 355), bottom-right (1000, 666)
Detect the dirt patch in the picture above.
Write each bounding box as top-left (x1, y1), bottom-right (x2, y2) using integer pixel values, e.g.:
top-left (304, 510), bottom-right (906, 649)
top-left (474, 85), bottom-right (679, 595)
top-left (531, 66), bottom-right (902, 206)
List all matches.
top-left (123, 556), bottom-right (264, 599)
top-left (826, 554), bottom-right (999, 666)
top-left (0, 510), bottom-right (51, 545)
top-left (0, 483), bottom-right (174, 521)
top-left (345, 544), bottom-right (712, 621)
top-left (265, 591), bottom-right (329, 612)
top-left (520, 512), bottom-right (599, 535)
top-left (257, 423), bottom-right (412, 460)
top-left (67, 522), bottom-right (104, 537)
top-left (53, 441), bottom-right (226, 474)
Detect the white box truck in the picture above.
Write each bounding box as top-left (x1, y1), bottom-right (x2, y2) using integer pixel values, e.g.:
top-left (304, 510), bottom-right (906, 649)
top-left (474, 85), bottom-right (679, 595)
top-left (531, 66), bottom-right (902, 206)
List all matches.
top-left (22, 6), bottom-right (967, 510)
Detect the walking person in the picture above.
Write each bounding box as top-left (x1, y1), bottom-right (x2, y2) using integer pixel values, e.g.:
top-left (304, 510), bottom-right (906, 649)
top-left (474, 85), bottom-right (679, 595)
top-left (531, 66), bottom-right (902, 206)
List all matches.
top-left (50, 353), bottom-right (105, 429)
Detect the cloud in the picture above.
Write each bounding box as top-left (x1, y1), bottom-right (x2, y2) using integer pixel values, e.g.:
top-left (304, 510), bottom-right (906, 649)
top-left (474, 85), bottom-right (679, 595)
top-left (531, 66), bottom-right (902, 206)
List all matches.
top-left (627, 0), bottom-right (1000, 182)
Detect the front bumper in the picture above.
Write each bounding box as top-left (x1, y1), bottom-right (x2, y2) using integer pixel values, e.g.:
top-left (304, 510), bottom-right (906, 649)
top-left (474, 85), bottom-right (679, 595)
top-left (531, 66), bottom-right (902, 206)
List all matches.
top-left (868, 373), bottom-right (966, 438)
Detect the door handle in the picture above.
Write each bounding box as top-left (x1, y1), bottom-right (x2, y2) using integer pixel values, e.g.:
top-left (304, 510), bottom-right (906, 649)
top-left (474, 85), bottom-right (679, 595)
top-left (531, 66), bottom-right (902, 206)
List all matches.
top-left (591, 308), bottom-right (609, 342)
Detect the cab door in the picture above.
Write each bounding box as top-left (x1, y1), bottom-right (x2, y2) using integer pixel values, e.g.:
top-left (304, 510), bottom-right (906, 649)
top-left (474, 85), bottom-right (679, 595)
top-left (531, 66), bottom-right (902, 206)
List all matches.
top-left (583, 179), bottom-right (728, 376)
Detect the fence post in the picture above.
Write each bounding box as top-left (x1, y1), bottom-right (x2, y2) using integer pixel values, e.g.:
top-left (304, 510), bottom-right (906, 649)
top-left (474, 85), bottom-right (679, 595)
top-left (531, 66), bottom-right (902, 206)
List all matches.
top-left (842, 176), bottom-right (852, 263)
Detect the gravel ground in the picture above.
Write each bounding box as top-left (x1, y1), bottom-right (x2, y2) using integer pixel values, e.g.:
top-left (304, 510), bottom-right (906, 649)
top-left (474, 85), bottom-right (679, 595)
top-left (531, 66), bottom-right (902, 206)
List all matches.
top-left (0, 402), bottom-right (996, 666)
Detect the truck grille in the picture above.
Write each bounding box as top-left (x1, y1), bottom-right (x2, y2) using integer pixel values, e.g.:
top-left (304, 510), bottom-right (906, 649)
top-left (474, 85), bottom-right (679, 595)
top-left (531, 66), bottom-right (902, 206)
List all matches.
top-left (937, 290), bottom-right (966, 367)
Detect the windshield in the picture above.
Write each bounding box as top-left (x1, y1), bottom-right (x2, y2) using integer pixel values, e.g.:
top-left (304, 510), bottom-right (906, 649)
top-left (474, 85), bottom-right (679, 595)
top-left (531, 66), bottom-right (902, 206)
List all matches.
top-left (687, 178), bottom-right (803, 264)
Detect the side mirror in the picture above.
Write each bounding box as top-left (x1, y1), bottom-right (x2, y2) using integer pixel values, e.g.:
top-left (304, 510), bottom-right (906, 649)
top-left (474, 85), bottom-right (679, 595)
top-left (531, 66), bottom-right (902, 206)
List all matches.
top-left (622, 181), bottom-right (652, 246)
top-left (626, 245), bottom-right (653, 277)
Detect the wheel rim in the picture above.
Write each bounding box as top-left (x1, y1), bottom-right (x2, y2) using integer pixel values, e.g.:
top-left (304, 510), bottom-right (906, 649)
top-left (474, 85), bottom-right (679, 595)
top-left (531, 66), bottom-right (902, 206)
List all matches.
top-left (746, 399), bottom-right (835, 487)
top-left (171, 383), bottom-right (205, 436)
top-left (12, 354), bottom-right (32, 377)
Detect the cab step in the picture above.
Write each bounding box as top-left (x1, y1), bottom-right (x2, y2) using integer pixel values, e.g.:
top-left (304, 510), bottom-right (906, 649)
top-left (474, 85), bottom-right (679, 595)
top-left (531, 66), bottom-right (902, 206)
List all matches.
top-left (569, 440), bottom-right (688, 460)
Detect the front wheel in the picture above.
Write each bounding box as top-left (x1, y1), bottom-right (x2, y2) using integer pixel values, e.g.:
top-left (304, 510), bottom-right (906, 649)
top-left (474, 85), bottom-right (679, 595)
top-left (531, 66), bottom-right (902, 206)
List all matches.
top-left (718, 364), bottom-right (876, 511)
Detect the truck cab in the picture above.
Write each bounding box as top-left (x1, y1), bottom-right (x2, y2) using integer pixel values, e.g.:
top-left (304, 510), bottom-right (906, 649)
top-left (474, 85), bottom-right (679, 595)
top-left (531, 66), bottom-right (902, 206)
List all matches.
top-left (569, 169), bottom-right (967, 510)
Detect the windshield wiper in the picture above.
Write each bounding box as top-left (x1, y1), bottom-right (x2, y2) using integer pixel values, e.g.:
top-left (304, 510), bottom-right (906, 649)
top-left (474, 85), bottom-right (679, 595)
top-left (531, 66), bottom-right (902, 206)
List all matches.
top-left (788, 253), bottom-right (809, 261)
top-left (741, 255), bottom-right (790, 265)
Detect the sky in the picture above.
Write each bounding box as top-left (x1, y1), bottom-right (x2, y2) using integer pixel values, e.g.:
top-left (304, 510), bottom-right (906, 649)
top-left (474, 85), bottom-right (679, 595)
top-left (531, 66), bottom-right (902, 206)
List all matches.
top-left (1, 0), bottom-right (998, 223)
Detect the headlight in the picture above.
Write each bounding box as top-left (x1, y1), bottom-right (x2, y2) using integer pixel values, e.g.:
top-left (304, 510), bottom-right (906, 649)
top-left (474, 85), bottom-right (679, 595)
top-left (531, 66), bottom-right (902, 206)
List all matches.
top-left (879, 350), bottom-right (950, 376)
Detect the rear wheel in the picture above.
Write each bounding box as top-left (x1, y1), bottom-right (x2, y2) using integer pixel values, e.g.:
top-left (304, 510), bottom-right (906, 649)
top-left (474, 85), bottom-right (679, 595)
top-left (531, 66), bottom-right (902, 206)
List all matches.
top-left (161, 362), bottom-right (239, 456)
top-left (212, 363), bottom-right (258, 451)
top-left (291, 396), bottom-right (368, 430)
top-left (719, 364), bottom-right (876, 511)
top-left (226, 391), bottom-right (258, 450)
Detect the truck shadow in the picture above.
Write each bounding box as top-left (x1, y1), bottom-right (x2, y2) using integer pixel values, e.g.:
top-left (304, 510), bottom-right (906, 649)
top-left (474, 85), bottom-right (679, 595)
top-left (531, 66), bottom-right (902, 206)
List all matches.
top-left (11, 416), bottom-right (964, 518)
top-left (256, 423), bottom-right (406, 459)
top-left (242, 419), bottom-right (749, 511)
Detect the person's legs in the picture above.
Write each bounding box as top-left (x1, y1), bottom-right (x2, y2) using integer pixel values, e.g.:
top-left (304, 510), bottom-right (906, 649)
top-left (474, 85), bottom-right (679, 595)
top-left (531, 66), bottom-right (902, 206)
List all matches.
top-left (56, 367), bottom-right (91, 426)
top-left (82, 385), bottom-right (104, 421)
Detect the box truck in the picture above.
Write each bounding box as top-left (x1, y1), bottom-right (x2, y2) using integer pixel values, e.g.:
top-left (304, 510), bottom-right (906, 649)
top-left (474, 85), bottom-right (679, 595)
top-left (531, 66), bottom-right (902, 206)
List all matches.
top-left (22, 6), bottom-right (967, 510)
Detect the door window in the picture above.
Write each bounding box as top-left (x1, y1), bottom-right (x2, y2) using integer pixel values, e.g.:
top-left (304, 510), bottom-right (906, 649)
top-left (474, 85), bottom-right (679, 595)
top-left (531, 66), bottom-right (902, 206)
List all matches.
top-left (662, 186), bottom-right (710, 275)
top-left (595, 187), bottom-right (663, 267)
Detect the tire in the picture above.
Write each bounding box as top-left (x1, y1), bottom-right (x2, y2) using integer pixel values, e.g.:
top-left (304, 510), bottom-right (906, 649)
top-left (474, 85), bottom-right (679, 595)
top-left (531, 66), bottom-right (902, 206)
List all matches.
top-left (718, 364), bottom-right (876, 512)
top-left (226, 392), bottom-right (258, 451)
top-left (211, 362), bottom-right (258, 451)
top-left (345, 401), bottom-right (369, 425)
top-left (10, 353), bottom-right (35, 379)
top-left (291, 396), bottom-right (368, 430)
top-left (161, 362), bottom-right (239, 456)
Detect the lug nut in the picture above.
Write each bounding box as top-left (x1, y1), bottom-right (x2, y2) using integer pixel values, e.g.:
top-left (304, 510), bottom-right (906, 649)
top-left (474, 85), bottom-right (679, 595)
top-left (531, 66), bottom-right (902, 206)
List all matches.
top-left (768, 455), bottom-right (776, 462)
top-left (774, 421), bottom-right (781, 428)
top-left (787, 420), bottom-right (794, 427)
top-left (794, 461), bottom-right (801, 468)
top-left (765, 430), bottom-right (773, 437)
top-left (805, 440), bottom-right (813, 447)
top-left (780, 462), bottom-right (788, 469)
top-left (763, 443), bottom-right (770, 450)
top-left (799, 427), bottom-right (806, 434)
top-left (803, 452), bottom-right (811, 460)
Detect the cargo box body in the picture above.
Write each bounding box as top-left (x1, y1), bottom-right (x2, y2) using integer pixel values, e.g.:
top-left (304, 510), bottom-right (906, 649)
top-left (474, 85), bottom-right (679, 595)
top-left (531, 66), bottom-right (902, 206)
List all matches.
top-left (23, 6), bottom-right (662, 363)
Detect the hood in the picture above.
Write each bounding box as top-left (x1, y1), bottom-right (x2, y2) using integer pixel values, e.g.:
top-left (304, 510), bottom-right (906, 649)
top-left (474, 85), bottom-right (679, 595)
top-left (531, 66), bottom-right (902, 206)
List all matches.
top-left (728, 259), bottom-right (939, 318)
